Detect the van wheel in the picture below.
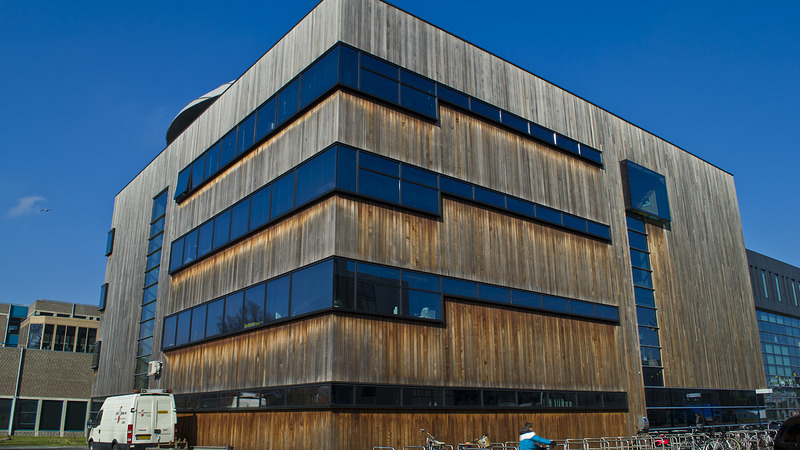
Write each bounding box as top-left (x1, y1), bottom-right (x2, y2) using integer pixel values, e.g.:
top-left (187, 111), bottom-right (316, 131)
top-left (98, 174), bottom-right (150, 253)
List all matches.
top-left (110, 442), bottom-right (117, 450)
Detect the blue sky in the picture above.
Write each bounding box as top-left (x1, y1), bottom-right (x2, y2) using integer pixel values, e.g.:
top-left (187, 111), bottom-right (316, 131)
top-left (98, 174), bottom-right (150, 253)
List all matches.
top-left (1, 0), bottom-right (798, 306)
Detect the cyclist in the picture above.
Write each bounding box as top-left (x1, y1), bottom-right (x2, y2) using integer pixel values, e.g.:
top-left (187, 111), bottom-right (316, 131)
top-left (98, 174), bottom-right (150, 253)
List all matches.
top-left (519, 422), bottom-right (554, 450)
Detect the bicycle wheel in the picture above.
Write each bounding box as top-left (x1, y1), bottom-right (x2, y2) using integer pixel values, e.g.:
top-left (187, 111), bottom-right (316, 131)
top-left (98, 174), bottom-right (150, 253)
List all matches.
top-left (703, 439), bottom-right (724, 450)
top-left (724, 438), bottom-right (742, 450)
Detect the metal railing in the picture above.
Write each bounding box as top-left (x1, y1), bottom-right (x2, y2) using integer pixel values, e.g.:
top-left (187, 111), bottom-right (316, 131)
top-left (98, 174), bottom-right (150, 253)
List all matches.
top-left (387, 427), bottom-right (777, 450)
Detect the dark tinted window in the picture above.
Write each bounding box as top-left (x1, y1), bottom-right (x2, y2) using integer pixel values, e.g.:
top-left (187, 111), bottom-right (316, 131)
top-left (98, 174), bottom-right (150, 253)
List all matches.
top-left (536, 205), bottom-right (562, 225)
top-left (300, 48), bottom-right (339, 107)
top-left (197, 221), bottom-right (214, 257)
top-left (339, 46), bottom-right (359, 88)
top-left (474, 187), bottom-right (505, 208)
top-left (624, 161), bottom-right (671, 222)
top-left (175, 169), bottom-right (191, 198)
top-left (250, 186), bottom-right (271, 230)
top-left (359, 152), bottom-right (399, 176)
top-left (237, 114), bottom-right (256, 156)
top-left (632, 268), bottom-right (653, 289)
top-left (637, 306), bottom-right (658, 328)
top-left (442, 278), bottom-right (477, 298)
top-left (360, 69), bottom-right (398, 103)
top-left (360, 54), bottom-right (398, 79)
top-left (358, 263), bottom-right (400, 285)
top-left (39, 400), bottom-right (63, 431)
top-left (479, 284), bottom-right (510, 303)
top-left (400, 85), bottom-right (436, 117)
top-left (562, 214), bottom-right (587, 233)
top-left (183, 229), bottom-right (198, 264)
top-left (401, 181), bottom-right (439, 213)
top-left (595, 304), bottom-right (618, 321)
top-left (401, 165), bottom-right (437, 188)
top-left (291, 260), bottom-right (333, 316)
top-left (357, 282), bottom-right (400, 315)
top-left (256, 98), bottom-right (276, 141)
top-left (437, 85), bottom-right (470, 109)
top-left (190, 304), bottom-right (206, 342)
top-left (358, 169), bottom-right (399, 203)
top-left (206, 298), bottom-right (225, 337)
top-left (555, 134), bottom-right (580, 153)
top-left (439, 177), bottom-right (473, 198)
top-left (570, 300), bottom-right (594, 317)
top-left (169, 239), bottom-right (184, 271)
top-left (470, 99), bottom-right (500, 121)
top-left (402, 271), bottom-right (440, 292)
top-left (175, 310), bottom-right (191, 346)
top-left (106, 229), bottom-right (115, 256)
top-left (271, 173), bottom-right (295, 218)
top-left (225, 292), bottom-right (245, 332)
top-left (152, 191), bottom-right (168, 221)
top-left (205, 143), bottom-right (220, 178)
top-left (162, 315), bottom-right (177, 348)
top-left (639, 326), bottom-right (660, 347)
top-left (230, 199), bottom-right (250, 240)
top-left (336, 146), bottom-right (357, 191)
top-left (277, 78), bottom-right (300, 124)
top-left (587, 221), bottom-right (611, 240)
top-left (643, 367), bottom-right (664, 386)
top-left (507, 197), bottom-right (535, 217)
top-left (266, 275), bottom-right (290, 321)
top-left (445, 389), bottom-right (481, 407)
top-left (542, 295), bottom-right (569, 313)
top-left (641, 346), bottom-right (662, 367)
top-left (512, 290), bottom-right (541, 308)
top-left (501, 112), bottom-right (528, 133)
top-left (529, 123), bottom-right (555, 144)
top-left (628, 231), bottom-right (649, 252)
top-left (244, 284), bottom-right (265, 328)
top-left (580, 145), bottom-right (603, 164)
top-left (219, 130), bottom-right (237, 168)
top-left (401, 70), bottom-right (435, 94)
top-left (406, 290), bottom-right (440, 319)
top-left (484, 391), bottom-right (517, 407)
top-left (213, 210), bottom-right (231, 250)
top-left (296, 149), bottom-right (336, 205)
top-left (333, 260), bottom-right (355, 309)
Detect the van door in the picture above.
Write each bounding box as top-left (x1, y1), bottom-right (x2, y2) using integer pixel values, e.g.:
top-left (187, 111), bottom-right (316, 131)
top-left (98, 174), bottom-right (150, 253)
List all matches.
top-left (154, 396), bottom-right (175, 444)
top-left (133, 395), bottom-right (155, 444)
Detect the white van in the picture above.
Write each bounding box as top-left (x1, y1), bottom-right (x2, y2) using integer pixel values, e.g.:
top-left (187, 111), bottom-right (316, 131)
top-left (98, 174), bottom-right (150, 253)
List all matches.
top-left (88, 389), bottom-right (177, 450)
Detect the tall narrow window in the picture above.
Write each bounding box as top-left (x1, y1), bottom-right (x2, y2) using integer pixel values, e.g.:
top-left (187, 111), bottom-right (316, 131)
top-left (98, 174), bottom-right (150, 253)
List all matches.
top-left (762, 270), bottom-right (769, 298)
top-left (775, 274), bottom-right (783, 302)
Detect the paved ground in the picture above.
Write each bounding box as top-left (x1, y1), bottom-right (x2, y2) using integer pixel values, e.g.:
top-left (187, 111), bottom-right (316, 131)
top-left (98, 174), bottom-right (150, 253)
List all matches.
top-left (0, 447), bottom-right (86, 450)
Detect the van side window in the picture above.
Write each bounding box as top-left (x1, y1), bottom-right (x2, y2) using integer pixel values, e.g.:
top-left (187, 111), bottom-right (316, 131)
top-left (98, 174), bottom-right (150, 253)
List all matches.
top-left (95, 410), bottom-right (103, 423)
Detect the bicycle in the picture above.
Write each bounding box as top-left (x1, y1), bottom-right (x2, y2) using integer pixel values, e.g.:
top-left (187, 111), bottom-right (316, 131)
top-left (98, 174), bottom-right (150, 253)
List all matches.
top-left (420, 429), bottom-right (447, 450)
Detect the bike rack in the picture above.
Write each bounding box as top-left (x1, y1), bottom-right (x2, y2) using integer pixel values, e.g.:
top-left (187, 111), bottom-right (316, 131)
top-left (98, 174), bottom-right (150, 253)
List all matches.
top-left (389, 426), bottom-right (779, 450)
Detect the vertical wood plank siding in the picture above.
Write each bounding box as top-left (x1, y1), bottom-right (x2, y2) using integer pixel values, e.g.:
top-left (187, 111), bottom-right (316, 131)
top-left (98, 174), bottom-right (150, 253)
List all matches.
top-left (179, 410), bottom-right (627, 450)
top-left (94, 0), bottom-right (343, 397)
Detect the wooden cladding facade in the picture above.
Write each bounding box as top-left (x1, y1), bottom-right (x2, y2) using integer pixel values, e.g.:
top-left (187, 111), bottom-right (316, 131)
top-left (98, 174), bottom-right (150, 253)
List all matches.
top-left (165, 301), bottom-right (623, 392)
top-left (179, 410), bottom-right (628, 450)
top-left (96, 0), bottom-right (764, 447)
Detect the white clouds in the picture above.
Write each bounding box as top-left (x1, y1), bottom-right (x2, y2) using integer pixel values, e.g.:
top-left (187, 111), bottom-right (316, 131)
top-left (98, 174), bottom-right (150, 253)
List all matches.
top-left (7, 196), bottom-right (46, 217)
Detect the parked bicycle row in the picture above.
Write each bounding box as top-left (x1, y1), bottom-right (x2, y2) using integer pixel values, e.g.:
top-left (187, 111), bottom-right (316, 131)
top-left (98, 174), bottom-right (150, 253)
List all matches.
top-left (373, 424), bottom-right (781, 450)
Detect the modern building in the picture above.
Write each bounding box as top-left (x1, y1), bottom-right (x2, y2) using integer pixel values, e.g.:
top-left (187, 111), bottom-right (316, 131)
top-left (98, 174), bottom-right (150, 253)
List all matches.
top-left (0, 300), bottom-right (99, 436)
top-left (747, 249), bottom-right (800, 419)
top-left (93, 0), bottom-right (766, 448)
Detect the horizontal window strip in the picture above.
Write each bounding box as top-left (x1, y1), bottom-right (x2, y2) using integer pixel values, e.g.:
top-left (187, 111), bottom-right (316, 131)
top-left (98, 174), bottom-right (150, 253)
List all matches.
top-left (168, 143), bottom-right (611, 274)
top-left (162, 257), bottom-right (619, 351)
top-left (174, 43), bottom-right (603, 203)
top-left (174, 382), bottom-right (627, 412)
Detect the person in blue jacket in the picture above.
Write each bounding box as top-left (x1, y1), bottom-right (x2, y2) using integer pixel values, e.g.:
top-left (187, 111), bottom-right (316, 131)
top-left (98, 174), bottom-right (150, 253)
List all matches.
top-left (519, 422), bottom-right (554, 450)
